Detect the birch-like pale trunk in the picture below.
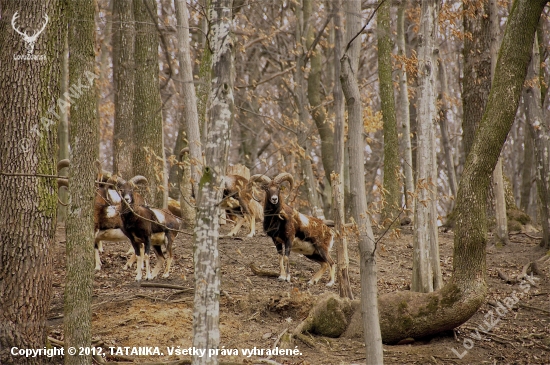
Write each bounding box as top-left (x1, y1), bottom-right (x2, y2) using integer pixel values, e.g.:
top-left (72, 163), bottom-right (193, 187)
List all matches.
top-left (175, 0), bottom-right (202, 224)
top-left (340, 0), bottom-right (383, 362)
top-left (412, 0), bottom-right (441, 293)
top-left (524, 35), bottom-right (550, 249)
top-left (192, 1), bottom-right (233, 364)
top-left (330, 0), bottom-right (352, 299)
top-left (437, 59), bottom-right (458, 208)
top-left (397, 2), bottom-right (415, 216)
top-left (490, 0), bottom-right (509, 245)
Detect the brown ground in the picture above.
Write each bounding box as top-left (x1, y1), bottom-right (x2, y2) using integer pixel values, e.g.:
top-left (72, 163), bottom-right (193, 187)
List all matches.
top-left (49, 223), bottom-right (550, 364)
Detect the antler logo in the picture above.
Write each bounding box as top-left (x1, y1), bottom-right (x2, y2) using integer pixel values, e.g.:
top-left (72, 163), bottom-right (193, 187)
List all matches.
top-left (11, 12), bottom-right (49, 55)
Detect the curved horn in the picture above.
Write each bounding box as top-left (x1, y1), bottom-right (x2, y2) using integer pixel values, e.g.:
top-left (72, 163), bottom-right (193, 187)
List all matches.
top-left (57, 159), bottom-right (70, 171)
top-left (106, 175), bottom-right (124, 189)
top-left (57, 178), bottom-right (68, 189)
top-left (128, 175), bottom-right (148, 187)
top-left (250, 174), bottom-right (272, 186)
top-left (273, 173), bottom-right (294, 190)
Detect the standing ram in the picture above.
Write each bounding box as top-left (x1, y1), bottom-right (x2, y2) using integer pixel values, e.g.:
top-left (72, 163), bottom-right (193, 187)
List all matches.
top-left (107, 175), bottom-right (181, 281)
top-left (250, 173), bottom-right (335, 286)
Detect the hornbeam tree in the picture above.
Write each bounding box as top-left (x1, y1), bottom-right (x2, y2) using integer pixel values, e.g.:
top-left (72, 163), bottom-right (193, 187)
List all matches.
top-left (192, 1), bottom-right (234, 364)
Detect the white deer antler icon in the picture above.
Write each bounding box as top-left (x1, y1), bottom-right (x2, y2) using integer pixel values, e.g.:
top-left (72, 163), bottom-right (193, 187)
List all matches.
top-left (11, 12), bottom-right (49, 55)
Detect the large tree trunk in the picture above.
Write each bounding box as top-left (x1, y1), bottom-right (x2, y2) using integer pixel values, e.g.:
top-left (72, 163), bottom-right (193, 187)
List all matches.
top-left (490, 0), bottom-right (509, 245)
top-left (58, 30), bottom-right (70, 223)
top-left (192, 1), bottom-right (234, 363)
top-left (133, 0), bottom-right (166, 207)
top-left (462, 0), bottom-right (491, 158)
top-left (412, 0), bottom-right (441, 293)
top-left (524, 35), bottom-right (550, 248)
top-left (0, 1), bottom-right (63, 363)
top-left (397, 2), bottom-right (415, 216)
top-left (330, 0), bottom-right (352, 300)
top-left (378, 0), bottom-right (547, 343)
top-left (175, 0), bottom-right (202, 225)
top-left (64, 1), bottom-right (99, 363)
top-left (378, 0), bottom-right (401, 224)
top-left (340, 0), bottom-right (383, 362)
top-left (112, 0), bottom-right (135, 178)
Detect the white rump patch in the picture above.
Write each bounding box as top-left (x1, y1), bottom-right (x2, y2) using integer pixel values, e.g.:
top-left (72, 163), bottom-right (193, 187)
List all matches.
top-left (151, 209), bottom-right (166, 224)
top-left (291, 238), bottom-right (315, 256)
top-left (151, 232), bottom-right (165, 245)
top-left (298, 213), bottom-right (310, 227)
top-left (96, 229), bottom-right (127, 242)
top-left (107, 189), bottom-right (122, 204)
top-left (106, 206), bottom-right (117, 218)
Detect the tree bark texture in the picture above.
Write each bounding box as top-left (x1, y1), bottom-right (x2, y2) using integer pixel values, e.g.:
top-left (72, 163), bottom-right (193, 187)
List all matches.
top-left (58, 30), bottom-right (69, 222)
top-left (489, 0), bottom-right (509, 245)
top-left (397, 2), bottom-right (415, 216)
top-left (378, 0), bottom-right (401, 224)
top-left (462, 0), bottom-right (491, 158)
top-left (306, 0), bottom-right (334, 209)
top-left (412, 0), bottom-right (441, 293)
top-left (437, 58), bottom-right (458, 208)
top-left (192, 1), bottom-right (234, 363)
top-left (378, 0), bottom-right (548, 344)
top-left (0, 1), bottom-right (63, 363)
top-left (64, 0), bottom-right (99, 363)
top-left (133, 0), bottom-right (166, 207)
top-left (112, 0), bottom-right (135, 179)
top-left (341, 0), bottom-right (383, 362)
top-left (330, 0), bottom-right (352, 300)
top-left (524, 35), bottom-right (550, 248)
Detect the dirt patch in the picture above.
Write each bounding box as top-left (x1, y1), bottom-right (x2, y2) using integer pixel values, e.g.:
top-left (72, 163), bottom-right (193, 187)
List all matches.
top-left (49, 224), bottom-right (550, 364)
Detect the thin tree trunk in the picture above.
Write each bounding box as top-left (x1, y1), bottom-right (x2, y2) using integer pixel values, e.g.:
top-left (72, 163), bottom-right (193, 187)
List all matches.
top-left (192, 1), bottom-right (234, 363)
top-left (524, 35), bottom-right (550, 248)
top-left (437, 58), bottom-right (458, 208)
top-left (490, 0), bottom-right (509, 245)
top-left (520, 122), bottom-right (534, 212)
top-left (64, 1), bottom-right (99, 363)
top-left (378, 0), bottom-right (401, 224)
top-left (175, 0), bottom-right (202, 225)
top-left (306, 0), bottom-right (334, 219)
top-left (133, 0), bottom-right (166, 207)
top-left (112, 0), bottom-right (135, 179)
top-left (397, 2), bottom-right (415, 216)
top-left (0, 1), bottom-right (63, 363)
top-left (197, 0), bottom-right (212, 146)
top-left (330, 0), bottom-right (352, 299)
top-left (341, 0), bottom-right (383, 362)
top-left (412, 0), bottom-right (441, 293)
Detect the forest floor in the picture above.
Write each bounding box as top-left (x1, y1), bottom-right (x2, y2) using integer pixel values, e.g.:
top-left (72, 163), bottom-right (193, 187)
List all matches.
top-left (49, 222), bottom-right (550, 365)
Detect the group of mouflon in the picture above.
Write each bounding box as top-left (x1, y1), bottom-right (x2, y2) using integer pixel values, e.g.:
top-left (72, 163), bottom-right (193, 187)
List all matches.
top-left (91, 162), bottom-right (335, 286)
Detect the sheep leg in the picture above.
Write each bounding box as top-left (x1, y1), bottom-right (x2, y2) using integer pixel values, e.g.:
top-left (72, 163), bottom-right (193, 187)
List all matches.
top-left (97, 241), bottom-right (104, 253)
top-left (326, 262), bottom-right (336, 287)
top-left (278, 254), bottom-right (286, 281)
top-left (284, 241), bottom-right (291, 282)
top-left (308, 262), bottom-right (329, 286)
top-left (124, 243), bottom-right (143, 270)
top-left (247, 215), bottom-right (255, 237)
top-left (132, 240), bottom-right (143, 281)
top-left (94, 242), bottom-right (102, 271)
top-left (227, 216), bottom-right (245, 236)
top-left (144, 237), bottom-right (152, 280)
top-left (162, 233), bottom-right (174, 279)
top-left (151, 245), bottom-right (164, 279)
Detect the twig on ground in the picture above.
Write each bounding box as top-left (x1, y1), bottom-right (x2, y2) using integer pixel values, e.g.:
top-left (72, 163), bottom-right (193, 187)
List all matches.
top-left (517, 303), bottom-right (550, 314)
top-left (139, 282), bottom-right (193, 291)
top-left (266, 328), bottom-right (288, 360)
top-left (249, 263), bottom-right (279, 277)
